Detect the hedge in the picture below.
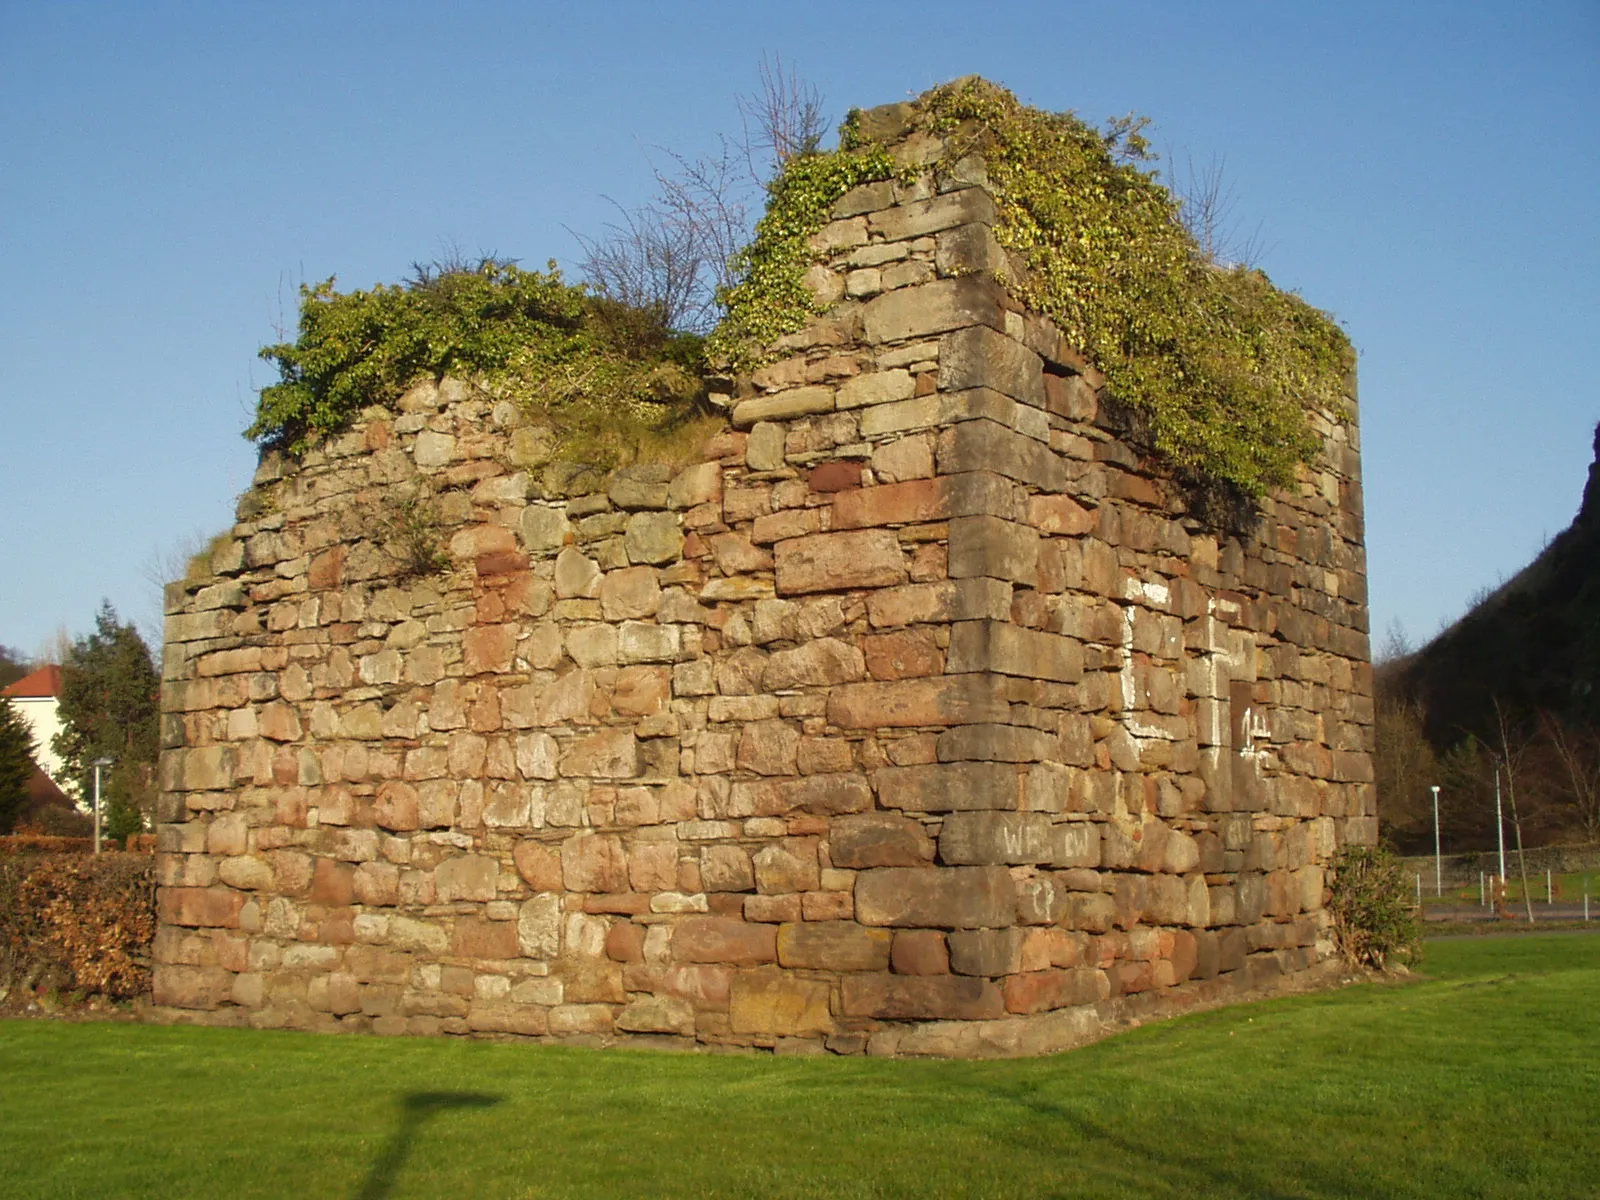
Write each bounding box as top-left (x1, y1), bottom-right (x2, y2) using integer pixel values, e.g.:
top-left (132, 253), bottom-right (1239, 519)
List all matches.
top-left (0, 852), bottom-right (156, 1000)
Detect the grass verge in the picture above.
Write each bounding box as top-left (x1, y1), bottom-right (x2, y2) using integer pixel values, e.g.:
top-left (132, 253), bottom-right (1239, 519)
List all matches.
top-left (2, 936), bottom-right (1596, 1199)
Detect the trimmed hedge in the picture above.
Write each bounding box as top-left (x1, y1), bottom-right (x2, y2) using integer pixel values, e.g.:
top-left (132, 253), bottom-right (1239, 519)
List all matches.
top-left (0, 852), bottom-right (156, 1000)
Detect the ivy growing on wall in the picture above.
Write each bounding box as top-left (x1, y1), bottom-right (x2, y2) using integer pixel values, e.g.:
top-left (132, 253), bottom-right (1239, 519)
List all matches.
top-left (915, 78), bottom-right (1350, 498)
top-left (247, 78), bottom-right (1349, 502)
top-left (248, 260), bottom-right (706, 460)
top-left (704, 146), bottom-right (899, 371)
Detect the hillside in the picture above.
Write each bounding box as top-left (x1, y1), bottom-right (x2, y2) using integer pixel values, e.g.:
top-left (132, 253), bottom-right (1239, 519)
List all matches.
top-left (1393, 422), bottom-right (1600, 747)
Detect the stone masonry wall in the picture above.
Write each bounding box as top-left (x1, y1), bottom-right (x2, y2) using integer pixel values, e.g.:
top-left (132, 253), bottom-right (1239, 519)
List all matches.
top-left (153, 105), bottom-right (1373, 1057)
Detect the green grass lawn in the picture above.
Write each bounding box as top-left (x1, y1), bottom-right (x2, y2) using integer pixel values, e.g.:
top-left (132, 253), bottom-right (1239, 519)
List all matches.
top-left (3, 936), bottom-right (1597, 1200)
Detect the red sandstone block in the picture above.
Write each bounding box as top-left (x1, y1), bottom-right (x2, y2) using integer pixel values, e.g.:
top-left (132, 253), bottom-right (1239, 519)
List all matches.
top-left (891, 930), bottom-right (950, 975)
top-left (808, 460), bottom-right (863, 493)
top-left (158, 886), bottom-right (246, 929)
top-left (307, 545), bottom-right (347, 590)
top-left (863, 629), bottom-right (944, 680)
top-left (828, 812), bottom-right (934, 868)
top-left (451, 917), bottom-right (519, 960)
top-left (1002, 967), bottom-right (1108, 1014)
top-left (830, 477), bottom-right (947, 529)
top-left (774, 529), bottom-right (907, 595)
top-left (462, 624), bottom-right (518, 675)
top-left (672, 916), bottom-right (779, 965)
top-left (513, 840), bottom-right (563, 891)
top-left (839, 973), bottom-right (1004, 1020)
top-left (310, 859), bottom-right (356, 906)
top-left (563, 832), bottom-right (629, 893)
top-left (1027, 494), bottom-right (1096, 536)
top-left (606, 922), bottom-right (646, 963)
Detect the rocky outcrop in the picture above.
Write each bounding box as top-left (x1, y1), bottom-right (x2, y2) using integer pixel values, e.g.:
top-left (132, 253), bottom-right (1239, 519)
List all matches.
top-left (153, 103), bottom-right (1372, 1056)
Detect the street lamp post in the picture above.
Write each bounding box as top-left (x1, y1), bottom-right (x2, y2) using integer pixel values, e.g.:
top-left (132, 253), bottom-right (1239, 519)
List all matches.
top-left (92, 757), bottom-right (114, 855)
top-left (1440, 784), bottom-right (1452, 896)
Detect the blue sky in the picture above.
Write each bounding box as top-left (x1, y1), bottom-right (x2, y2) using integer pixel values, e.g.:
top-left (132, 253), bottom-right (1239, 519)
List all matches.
top-left (2, 1), bottom-right (1596, 659)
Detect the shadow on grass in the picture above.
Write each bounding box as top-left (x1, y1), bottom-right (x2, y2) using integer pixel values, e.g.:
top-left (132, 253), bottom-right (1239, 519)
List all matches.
top-left (356, 1090), bottom-right (504, 1200)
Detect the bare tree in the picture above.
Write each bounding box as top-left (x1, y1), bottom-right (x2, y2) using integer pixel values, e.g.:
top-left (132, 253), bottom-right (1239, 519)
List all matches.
top-left (1542, 712), bottom-right (1600, 842)
top-left (738, 53), bottom-right (826, 176)
top-left (1168, 151), bottom-right (1266, 268)
top-left (1492, 697), bottom-right (1537, 922)
top-left (575, 56), bottom-right (828, 335)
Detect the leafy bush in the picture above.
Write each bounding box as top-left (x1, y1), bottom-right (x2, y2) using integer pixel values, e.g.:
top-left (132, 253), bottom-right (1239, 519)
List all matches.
top-left (248, 259), bottom-right (710, 461)
top-left (0, 852), bottom-right (156, 1000)
top-left (1327, 844), bottom-right (1422, 972)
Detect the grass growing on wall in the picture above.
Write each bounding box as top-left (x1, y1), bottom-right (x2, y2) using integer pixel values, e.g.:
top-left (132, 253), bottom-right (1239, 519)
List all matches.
top-left (3, 936), bottom-right (1597, 1199)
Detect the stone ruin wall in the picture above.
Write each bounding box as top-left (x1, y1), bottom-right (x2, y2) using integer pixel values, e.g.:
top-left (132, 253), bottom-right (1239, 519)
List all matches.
top-left (153, 105), bottom-right (1374, 1057)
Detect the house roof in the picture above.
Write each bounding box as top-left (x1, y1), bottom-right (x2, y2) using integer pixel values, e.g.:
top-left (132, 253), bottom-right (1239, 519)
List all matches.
top-left (2, 664), bottom-right (62, 699)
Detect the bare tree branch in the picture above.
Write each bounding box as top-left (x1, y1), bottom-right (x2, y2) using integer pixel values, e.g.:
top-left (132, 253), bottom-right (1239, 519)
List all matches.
top-left (738, 52), bottom-right (827, 178)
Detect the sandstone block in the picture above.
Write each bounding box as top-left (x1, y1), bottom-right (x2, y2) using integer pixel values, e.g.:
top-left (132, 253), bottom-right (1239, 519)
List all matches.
top-left (869, 188), bottom-right (996, 241)
top-left (153, 964), bottom-right (234, 1009)
top-left (864, 629), bottom-right (944, 680)
top-left (158, 886), bottom-right (246, 929)
top-left (701, 844), bottom-right (755, 892)
top-left (521, 506), bottom-right (570, 553)
top-left (855, 866), bottom-right (1015, 928)
top-left (826, 675), bottom-right (1010, 729)
top-left (775, 773), bottom-right (874, 816)
top-left (745, 421), bottom-right (786, 471)
top-left (729, 968), bottom-right (835, 1035)
top-left (1002, 967), bottom-right (1109, 1014)
top-left (555, 547), bottom-right (602, 598)
top-left (947, 516), bottom-right (1040, 584)
top-left (939, 325), bottom-right (1045, 407)
top-left (668, 461), bottom-right (722, 511)
top-left (731, 386), bottom-right (835, 428)
top-left (618, 622), bottom-right (680, 664)
top-left (891, 929), bottom-right (950, 975)
top-left (866, 578), bottom-right (1012, 627)
top-left (599, 566), bottom-right (661, 620)
top-left (947, 928), bottom-right (1024, 977)
top-left (876, 761), bottom-right (1021, 812)
top-left (948, 621), bottom-right (1082, 683)
top-left (563, 833), bottom-right (629, 893)
top-left (435, 854), bottom-right (499, 903)
top-left (839, 973), bottom-right (1005, 1020)
top-left (517, 894), bottom-right (561, 958)
top-left (1028, 494), bottom-right (1096, 536)
top-left (777, 921), bottom-right (891, 971)
top-left (451, 917), bottom-right (518, 960)
top-left (761, 638), bottom-right (866, 691)
top-left (560, 729), bottom-right (637, 778)
top-left (863, 277), bottom-right (1005, 345)
top-left (836, 369), bottom-right (916, 409)
top-left (937, 724), bottom-right (1056, 763)
top-left (939, 421), bottom-right (1067, 491)
top-left (774, 529), bottom-right (907, 595)
top-left (616, 995), bottom-right (696, 1036)
top-left (625, 512), bottom-right (684, 565)
top-left (753, 840), bottom-right (820, 894)
top-left (829, 812), bottom-right (935, 868)
top-left (672, 916), bottom-right (778, 965)
top-left (938, 812), bottom-right (1053, 865)
top-left (736, 720), bottom-right (799, 776)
